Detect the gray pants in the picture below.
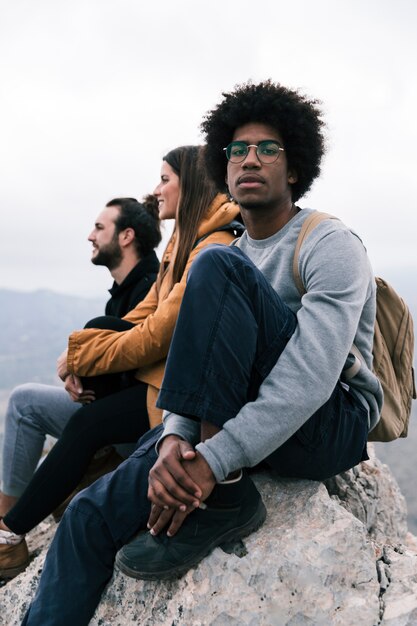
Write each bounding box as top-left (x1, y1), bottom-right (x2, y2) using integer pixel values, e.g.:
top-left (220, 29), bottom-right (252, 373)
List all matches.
top-left (1, 383), bottom-right (77, 497)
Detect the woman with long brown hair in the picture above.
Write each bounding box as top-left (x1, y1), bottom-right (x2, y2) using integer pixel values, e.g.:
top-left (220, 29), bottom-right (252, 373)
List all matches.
top-left (0, 145), bottom-right (242, 578)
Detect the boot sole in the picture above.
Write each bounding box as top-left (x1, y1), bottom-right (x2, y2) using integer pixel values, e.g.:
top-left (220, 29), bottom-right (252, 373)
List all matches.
top-left (116, 500), bottom-right (267, 581)
top-left (0, 558), bottom-right (30, 580)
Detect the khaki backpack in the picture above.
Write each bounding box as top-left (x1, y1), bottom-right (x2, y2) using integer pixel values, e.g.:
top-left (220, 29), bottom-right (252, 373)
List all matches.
top-left (293, 211), bottom-right (416, 442)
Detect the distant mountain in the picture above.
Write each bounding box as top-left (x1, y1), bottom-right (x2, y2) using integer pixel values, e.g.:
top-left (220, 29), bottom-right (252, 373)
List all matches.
top-left (0, 288), bottom-right (106, 389)
top-left (375, 405), bottom-right (417, 534)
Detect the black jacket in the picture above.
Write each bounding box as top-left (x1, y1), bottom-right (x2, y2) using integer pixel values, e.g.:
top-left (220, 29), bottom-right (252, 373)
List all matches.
top-left (105, 251), bottom-right (159, 318)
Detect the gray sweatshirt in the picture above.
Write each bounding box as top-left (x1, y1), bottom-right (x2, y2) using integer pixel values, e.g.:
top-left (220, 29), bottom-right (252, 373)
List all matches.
top-left (161, 209), bottom-right (383, 482)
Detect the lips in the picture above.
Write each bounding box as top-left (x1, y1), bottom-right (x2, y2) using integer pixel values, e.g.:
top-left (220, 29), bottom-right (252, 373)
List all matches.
top-left (237, 174), bottom-right (265, 186)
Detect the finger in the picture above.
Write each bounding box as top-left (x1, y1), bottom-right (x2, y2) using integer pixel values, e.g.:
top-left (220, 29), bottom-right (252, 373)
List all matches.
top-left (78, 395), bottom-right (95, 404)
top-left (65, 376), bottom-right (79, 395)
top-left (149, 508), bottom-right (177, 536)
top-left (178, 440), bottom-right (196, 461)
top-left (78, 391), bottom-right (95, 402)
top-left (157, 456), bottom-right (202, 498)
top-left (150, 469), bottom-right (200, 507)
top-left (166, 509), bottom-right (190, 537)
top-left (147, 504), bottom-right (165, 529)
top-left (66, 387), bottom-right (94, 403)
top-left (65, 376), bottom-right (85, 397)
top-left (72, 375), bottom-right (84, 394)
top-left (181, 450), bottom-right (196, 460)
top-left (66, 386), bottom-right (79, 399)
top-left (148, 481), bottom-right (189, 510)
top-left (148, 480), bottom-right (198, 511)
top-left (64, 374), bottom-right (77, 392)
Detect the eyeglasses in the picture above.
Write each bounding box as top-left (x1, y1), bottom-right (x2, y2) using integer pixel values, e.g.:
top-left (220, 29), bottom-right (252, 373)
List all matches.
top-left (223, 140), bottom-right (285, 164)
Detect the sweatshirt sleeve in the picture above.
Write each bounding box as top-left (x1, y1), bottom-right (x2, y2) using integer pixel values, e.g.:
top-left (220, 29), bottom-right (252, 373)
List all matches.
top-left (155, 411), bottom-right (201, 453)
top-left (67, 233), bottom-right (234, 377)
top-left (196, 228), bottom-right (375, 482)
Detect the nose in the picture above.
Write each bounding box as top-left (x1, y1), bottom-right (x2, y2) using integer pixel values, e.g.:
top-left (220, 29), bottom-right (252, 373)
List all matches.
top-left (88, 230), bottom-right (95, 242)
top-left (242, 145), bottom-right (261, 168)
top-left (153, 182), bottom-right (161, 196)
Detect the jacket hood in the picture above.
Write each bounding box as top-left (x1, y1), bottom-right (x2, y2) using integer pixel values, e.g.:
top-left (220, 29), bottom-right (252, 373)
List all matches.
top-left (160, 194), bottom-right (241, 270)
top-left (196, 194), bottom-right (241, 239)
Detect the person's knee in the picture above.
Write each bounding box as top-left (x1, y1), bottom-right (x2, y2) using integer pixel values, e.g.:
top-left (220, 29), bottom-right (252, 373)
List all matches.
top-left (189, 245), bottom-right (260, 301)
top-left (196, 244), bottom-right (237, 266)
top-left (188, 245), bottom-right (241, 284)
top-left (9, 383), bottom-right (42, 406)
top-left (7, 383), bottom-right (44, 424)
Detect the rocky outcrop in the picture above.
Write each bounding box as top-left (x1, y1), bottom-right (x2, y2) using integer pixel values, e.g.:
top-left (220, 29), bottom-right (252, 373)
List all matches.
top-left (1, 449), bottom-right (417, 625)
top-left (324, 445), bottom-right (408, 545)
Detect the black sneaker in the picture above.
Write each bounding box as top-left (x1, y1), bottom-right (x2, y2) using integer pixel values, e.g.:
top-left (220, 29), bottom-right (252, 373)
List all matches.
top-left (115, 471), bottom-right (266, 580)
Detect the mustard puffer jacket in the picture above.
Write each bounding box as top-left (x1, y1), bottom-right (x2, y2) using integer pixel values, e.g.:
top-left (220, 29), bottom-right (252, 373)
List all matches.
top-left (66, 194), bottom-right (241, 427)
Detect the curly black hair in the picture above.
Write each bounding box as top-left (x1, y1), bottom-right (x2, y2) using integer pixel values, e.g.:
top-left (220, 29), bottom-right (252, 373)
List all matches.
top-left (201, 80), bottom-right (326, 202)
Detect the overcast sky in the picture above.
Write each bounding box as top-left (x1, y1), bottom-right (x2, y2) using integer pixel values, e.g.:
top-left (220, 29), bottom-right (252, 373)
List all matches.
top-left (1, 0), bottom-right (416, 298)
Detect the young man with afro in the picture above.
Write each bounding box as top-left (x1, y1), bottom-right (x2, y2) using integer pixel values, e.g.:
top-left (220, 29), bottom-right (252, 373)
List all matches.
top-left (20, 81), bottom-right (383, 626)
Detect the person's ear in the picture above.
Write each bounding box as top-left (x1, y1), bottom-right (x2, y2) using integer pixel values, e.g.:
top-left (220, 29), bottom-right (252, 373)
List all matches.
top-left (120, 228), bottom-right (135, 247)
top-left (288, 170), bottom-right (298, 184)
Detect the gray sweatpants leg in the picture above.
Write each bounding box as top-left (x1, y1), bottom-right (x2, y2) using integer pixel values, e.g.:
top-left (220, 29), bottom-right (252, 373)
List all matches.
top-left (1, 383), bottom-right (77, 497)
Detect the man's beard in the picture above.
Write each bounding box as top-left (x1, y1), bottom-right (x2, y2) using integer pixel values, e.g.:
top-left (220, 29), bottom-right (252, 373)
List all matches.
top-left (91, 236), bottom-right (122, 270)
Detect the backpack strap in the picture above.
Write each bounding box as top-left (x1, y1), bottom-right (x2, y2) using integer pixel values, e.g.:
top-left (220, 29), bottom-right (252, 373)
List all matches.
top-left (293, 211), bottom-right (337, 296)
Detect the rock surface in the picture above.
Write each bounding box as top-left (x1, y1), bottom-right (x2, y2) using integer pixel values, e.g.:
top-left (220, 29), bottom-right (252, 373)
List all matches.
top-left (1, 450), bottom-right (417, 625)
top-left (324, 444), bottom-right (408, 545)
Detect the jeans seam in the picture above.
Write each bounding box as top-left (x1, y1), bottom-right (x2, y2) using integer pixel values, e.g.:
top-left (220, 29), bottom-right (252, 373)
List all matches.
top-left (192, 269), bottom-right (236, 414)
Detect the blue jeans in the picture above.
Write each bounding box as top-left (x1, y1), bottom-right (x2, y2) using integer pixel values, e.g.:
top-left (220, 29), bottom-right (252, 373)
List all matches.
top-left (22, 245), bottom-right (369, 624)
top-left (1, 384), bottom-right (78, 498)
top-left (22, 426), bottom-right (162, 626)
